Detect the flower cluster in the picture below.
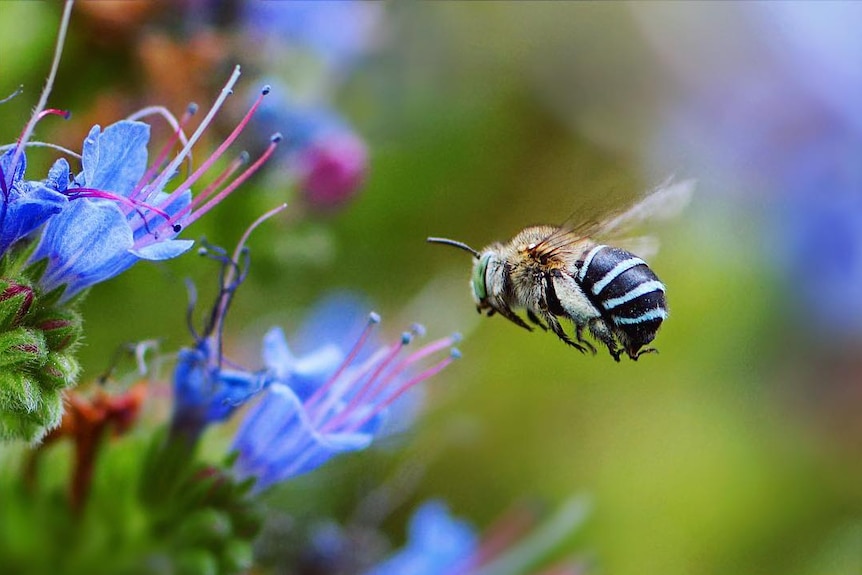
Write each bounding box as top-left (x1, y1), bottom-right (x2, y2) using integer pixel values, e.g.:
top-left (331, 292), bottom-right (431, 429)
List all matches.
top-left (169, 235), bottom-right (461, 490)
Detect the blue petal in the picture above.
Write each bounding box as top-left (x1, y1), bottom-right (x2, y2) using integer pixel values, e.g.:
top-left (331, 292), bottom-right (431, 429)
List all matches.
top-left (131, 239), bottom-right (194, 261)
top-left (31, 198), bottom-right (135, 297)
top-left (45, 158), bottom-right (70, 192)
top-left (262, 327), bottom-right (297, 378)
top-left (361, 501), bottom-right (477, 575)
top-left (291, 292), bottom-right (373, 356)
top-left (262, 326), bottom-right (343, 400)
top-left (0, 183), bottom-right (67, 255)
top-left (172, 344), bottom-right (265, 427)
top-left (233, 383), bottom-right (373, 491)
top-left (130, 189), bottom-right (192, 244)
top-left (81, 121), bottom-right (150, 196)
top-left (0, 147), bottom-right (25, 185)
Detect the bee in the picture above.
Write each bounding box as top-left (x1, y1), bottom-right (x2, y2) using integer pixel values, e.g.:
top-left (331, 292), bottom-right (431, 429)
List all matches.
top-left (427, 180), bottom-right (693, 361)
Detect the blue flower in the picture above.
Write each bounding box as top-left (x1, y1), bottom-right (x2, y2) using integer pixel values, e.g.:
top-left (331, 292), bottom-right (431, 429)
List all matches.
top-left (243, 0), bottom-right (384, 73)
top-left (363, 496), bottom-right (590, 575)
top-left (231, 296), bottom-right (460, 491)
top-left (29, 121), bottom-right (191, 298)
top-left (169, 239), bottom-right (271, 446)
top-left (362, 501), bottom-right (477, 575)
top-left (0, 148), bottom-right (68, 257)
top-left (170, 338), bottom-right (267, 445)
top-left (27, 71), bottom-right (278, 300)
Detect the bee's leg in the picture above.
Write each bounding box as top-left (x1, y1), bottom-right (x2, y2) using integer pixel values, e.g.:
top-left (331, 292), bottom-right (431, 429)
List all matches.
top-left (495, 301), bottom-right (533, 332)
top-left (631, 347), bottom-right (658, 360)
top-left (574, 324), bottom-right (597, 355)
top-left (542, 312), bottom-right (588, 354)
top-left (526, 309), bottom-right (548, 331)
top-left (589, 319), bottom-right (621, 362)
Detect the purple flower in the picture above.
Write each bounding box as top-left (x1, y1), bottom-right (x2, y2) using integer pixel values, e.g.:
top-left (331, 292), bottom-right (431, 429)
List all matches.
top-left (28, 69), bottom-right (279, 300)
top-left (0, 148), bottom-right (68, 256)
top-left (255, 87), bottom-right (368, 212)
top-left (362, 501), bottom-right (477, 575)
top-left (231, 296), bottom-right (460, 491)
top-left (293, 129), bottom-right (368, 211)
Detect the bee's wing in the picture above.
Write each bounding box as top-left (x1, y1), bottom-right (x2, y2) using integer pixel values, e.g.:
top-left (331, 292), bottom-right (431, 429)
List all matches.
top-left (595, 178), bottom-right (695, 238)
top-left (531, 178), bottom-right (694, 262)
top-left (614, 235), bottom-right (661, 260)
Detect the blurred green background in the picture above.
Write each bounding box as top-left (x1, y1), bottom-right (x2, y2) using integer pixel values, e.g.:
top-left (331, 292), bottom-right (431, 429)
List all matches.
top-left (1, 2), bottom-right (860, 574)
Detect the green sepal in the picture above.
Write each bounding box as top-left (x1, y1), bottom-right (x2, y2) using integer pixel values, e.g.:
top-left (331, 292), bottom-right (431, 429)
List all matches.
top-left (0, 328), bottom-right (47, 370)
top-left (0, 280), bottom-right (33, 331)
top-left (26, 307), bottom-right (82, 353)
top-left (19, 253), bottom-right (48, 283)
top-left (0, 258), bottom-right (83, 442)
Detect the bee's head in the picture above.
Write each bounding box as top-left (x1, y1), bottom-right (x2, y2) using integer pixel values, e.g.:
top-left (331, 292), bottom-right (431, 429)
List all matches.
top-left (427, 236), bottom-right (491, 307)
top-left (470, 251), bottom-right (494, 307)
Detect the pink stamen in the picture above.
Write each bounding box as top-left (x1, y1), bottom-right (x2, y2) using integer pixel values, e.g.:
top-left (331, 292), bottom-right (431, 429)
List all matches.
top-left (322, 333), bottom-right (413, 432)
top-left (155, 86), bottom-right (271, 217)
top-left (37, 108), bottom-right (71, 121)
top-left (178, 135), bottom-right (280, 229)
top-left (453, 503), bottom-right (537, 574)
top-left (174, 151), bottom-right (249, 221)
top-left (128, 103), bottom-right (198, 204)
top-left (346, 349), bottom-right (459, 433)
top-left (360, 335), bottom-right (460, 404)
top-left (310, 345), bottom-right (391, 430)
top-left (304, 312), bottom-right (380, 410)
top-left (66, 188), bottom-right (173, 221)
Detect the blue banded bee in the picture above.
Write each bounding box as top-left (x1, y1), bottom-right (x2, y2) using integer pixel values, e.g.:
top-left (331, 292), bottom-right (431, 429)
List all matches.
top-left (427, 180), bottom-right (693, 361)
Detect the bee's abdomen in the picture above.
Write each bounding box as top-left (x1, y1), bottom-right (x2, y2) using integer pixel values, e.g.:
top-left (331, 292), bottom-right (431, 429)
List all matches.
top-left (577, 245), bottom-right (667, 348)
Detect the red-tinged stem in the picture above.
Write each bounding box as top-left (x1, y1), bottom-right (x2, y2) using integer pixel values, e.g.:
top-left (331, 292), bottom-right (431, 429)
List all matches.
top-left (212, 202), bottom-right (287, 337)
top-left (37, 108), bottom-right (71, 121)
top-left (457, 504), bottom-right (537, 573)
top-left (8, 0), bottom-right (74, 189)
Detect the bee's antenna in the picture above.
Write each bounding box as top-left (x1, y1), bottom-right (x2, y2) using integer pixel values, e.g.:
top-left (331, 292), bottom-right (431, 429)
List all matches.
top-left (427, 237), bottom-right (480, 258)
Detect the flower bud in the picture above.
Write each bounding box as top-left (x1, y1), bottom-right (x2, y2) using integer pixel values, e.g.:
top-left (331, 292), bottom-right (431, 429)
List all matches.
top-left (0, 282), bottom-right (34, 330)
top-left (296, 131), bottom-right (368, 211)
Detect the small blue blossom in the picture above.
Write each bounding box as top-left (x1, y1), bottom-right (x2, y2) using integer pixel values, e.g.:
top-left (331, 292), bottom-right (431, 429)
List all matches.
top-left (243, 0), bottom-right (384, 73)
top-left (169, 240), bottom-right (269, 445)
top-left (363, 497), bottom-right (591, 575)
top-left (27, 70), bottom-right (278, 300)
top-left (0, 148), bottom-right (68, 257)
top-left (231, 297), bottom-right (460, 491)
top-left (171, 339), bottom-right (267, 444)
top-left (362, 501), bottom-right (477, 575)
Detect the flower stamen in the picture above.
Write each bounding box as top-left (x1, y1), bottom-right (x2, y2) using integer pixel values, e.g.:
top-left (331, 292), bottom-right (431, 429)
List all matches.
top-left (127, 103), bottom-right (198, 204)
top-left (304, 311), bottom-right (381, 410)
